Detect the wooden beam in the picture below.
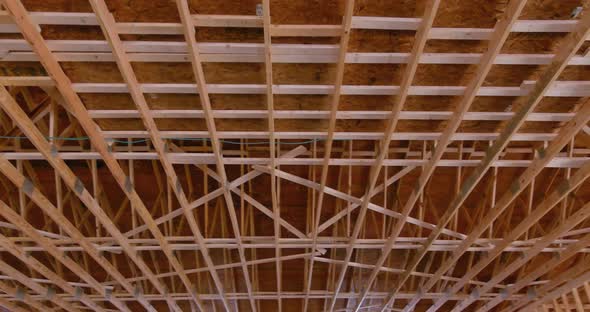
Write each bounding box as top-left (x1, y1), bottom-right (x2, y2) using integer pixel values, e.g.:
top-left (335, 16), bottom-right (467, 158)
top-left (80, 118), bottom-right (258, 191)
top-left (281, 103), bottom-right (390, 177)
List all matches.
top-left (0, 255), bottom-right (79, 312)
top-left (6, 45), bottom-right (590, 66)
top-left (1, 152), bottom-right (587, 168)
top-left (302, 1), bottom-right (355, 310)
top-left (0, 200), bottom-right (125, 312)
top-left (269, 24), bottom-right (341, 37)
top-left (356, 1), bottom-right (528, 310)
top-left (327, 2), bottom-right (441, 311)
top-left (6, 78), bottom-right (590, 97)
top-left (0, 155), bottom-right (159, 311)
top-left (4, 235), bottom-right (585, 254)
top-left (175, 0), bottom-right (257, 310)
top-left (391, 7), bottom-right (590, 312)
top-left (511, 262), bottom-right (590, 312)
top-left (0, 289), bottom-right (527, 302)
top-left (0, 279), bottom-right (50, 312)
top-left (474, 201), bottom-right (590, 312)
top-left (261, 0), bottom-right (283, 309)
top-left (418, 8), bottom-right (590, 310)
top-left (86, 109), bottom-right (576, 122)
top-left (88, 1), bottom-right (231, 310)
top-left (98, 130), bottom-right (574, 142)
top-left (2, 11), bottom-right (589, 38)
top-left (411, 158), bottom-right (590, 312)
top-left (1, 2), bottom-right (190, 310)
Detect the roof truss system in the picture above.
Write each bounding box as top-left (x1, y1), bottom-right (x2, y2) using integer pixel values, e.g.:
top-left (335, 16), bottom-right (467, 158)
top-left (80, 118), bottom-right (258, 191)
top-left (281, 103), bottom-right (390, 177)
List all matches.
top-left (0, 0), bottom-right (589, 311)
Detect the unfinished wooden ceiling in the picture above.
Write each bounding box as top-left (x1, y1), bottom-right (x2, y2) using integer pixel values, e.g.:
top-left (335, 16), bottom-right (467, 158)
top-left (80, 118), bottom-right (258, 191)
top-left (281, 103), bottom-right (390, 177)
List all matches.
top-left (0, 0), bottom-right (590, 311)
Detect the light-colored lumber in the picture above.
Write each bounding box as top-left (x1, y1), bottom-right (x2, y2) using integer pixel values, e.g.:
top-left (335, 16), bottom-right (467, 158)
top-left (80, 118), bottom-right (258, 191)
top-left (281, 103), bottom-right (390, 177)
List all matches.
top-left (88, 0), bottom-right (231, 309)
top-left (302, 1), bottom-right (356, 310)
top-left (418, 8), bottom-right (590, 310)
top-left (1, 2), bottom-right (190, 310)
top-left (327, 2), bottom-right (441, 311)
top-left (175, 0), bottom-right (257, 310)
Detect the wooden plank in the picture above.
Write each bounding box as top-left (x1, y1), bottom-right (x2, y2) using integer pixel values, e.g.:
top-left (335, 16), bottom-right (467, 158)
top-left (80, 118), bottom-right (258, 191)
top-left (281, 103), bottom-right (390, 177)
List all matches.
top-left (368, 1), bottom-right (528, 310)
top-left (1, 11), bottom-right (588, 38)
top-left (509, 255), bottom-right (590, 312)
top-left (175, 0), bottom-right (257, 310)
top-left (420, 7), bottom-right (590, 310)
top-left (2, 80), bottom-right (586, 97)
top-left (1, 152), bottom-right (587, 168)
top-left (270, 24), bottom-right (341, 37)
top-left (301, 1), bottom-right (356, 310)
top-left (5, 235), bottom-right (587, 253)
top-left (87, 109), bottom-right (575, 122)
top-left (0, 156), bottom-right (158, 311)
top-left (6, 48), bottom-right (590, 66)
top-left (0, 279), bottom-right (50, 312)
top-left (98, 130), bottom-right (569, 141)
top-left (261, 0), bottom-right (283, 309)
top-left (0, 200), bottom-right (127, 312)
top-left (88, 1), bottom-right (231, 310)
top-left (0, 289), bottom-right (527, 302)
top-left (1, 2), bottom-right (190, 310)
top-left (6, 76), bottom-right (590, 98)
top-left (0, 253), bottom-right (80, 312)
top-left (327, 2), bottom-right (441, 311)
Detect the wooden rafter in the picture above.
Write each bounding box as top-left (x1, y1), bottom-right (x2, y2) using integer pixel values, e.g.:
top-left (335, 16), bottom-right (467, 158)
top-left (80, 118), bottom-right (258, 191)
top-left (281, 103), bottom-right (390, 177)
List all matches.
top-left (0, 253), bottom-right (79, 312)
top-left (0, 154), bottom-right (159, 311)
top-left (513, 261), bottom-right (590, 312)
top-left (475, 195), bottom-right (590, 312)
top-left (175, 0), bottom-right (257, 310)
top-left (0, 84), bottom-right (174, 310)
top-left (303, 1), bottom-right (355, 310)
top-left (1, 1), bottom-right (188, 310)
top-left (411, 8), bottom-right (590, 311)
top-left (327, 1), bottom-right (441, 310)
top-left (0, 279), bottom-right (46, 312)
top-left (88, 1), bottom-right (231, 310)
top-left (359, 2), bottom-right (528, 310)
top-left (261, 1), bottom-right (283, 309)
top-left (0, 199), bottom-right (121, 312)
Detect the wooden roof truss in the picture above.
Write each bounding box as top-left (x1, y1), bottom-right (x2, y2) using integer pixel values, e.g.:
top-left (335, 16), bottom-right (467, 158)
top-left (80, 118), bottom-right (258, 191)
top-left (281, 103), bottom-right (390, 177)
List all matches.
top-left (0, 0), bottom-right (589, 311)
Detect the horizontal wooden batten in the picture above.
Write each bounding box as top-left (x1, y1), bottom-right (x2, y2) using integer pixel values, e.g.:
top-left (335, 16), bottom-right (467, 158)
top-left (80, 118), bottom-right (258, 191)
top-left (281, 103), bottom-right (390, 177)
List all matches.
top-left (1, 153), bottom-right (586, 168)
top-left (1, 11), bottom-right (588, 40)
top-left (3, 39), bottom-right (590, 65)
top-left (269, 24), bottom-right (342, 37)
top-left (0, 290), bottom-right (524, 302)
top-left (87, 109), bottom-right (575, 122)
top-left (3, 78), bottom-right (590, 97)
top-left (2, 238), bottom-right (587, 253)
